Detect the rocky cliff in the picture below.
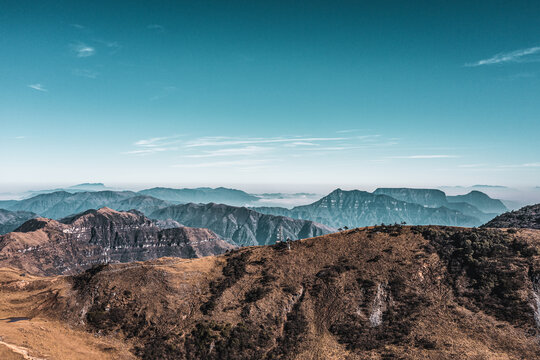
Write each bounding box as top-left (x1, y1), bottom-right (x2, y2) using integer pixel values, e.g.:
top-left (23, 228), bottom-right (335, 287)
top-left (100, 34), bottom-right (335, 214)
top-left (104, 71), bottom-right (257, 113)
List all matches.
top-left (0, 207), bottom-right (233, 275)
top-left (150, 202), bottom-right (335, 246)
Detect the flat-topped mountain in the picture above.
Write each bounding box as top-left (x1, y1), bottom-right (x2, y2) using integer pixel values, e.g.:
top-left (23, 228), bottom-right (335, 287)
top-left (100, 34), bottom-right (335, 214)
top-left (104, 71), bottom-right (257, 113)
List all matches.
top-left (150, 202), bottom-right (335, 246)
top-left (138, 187), bottom-right (259, 206)
top-left (448, 190), bottom-right (508, 214)
top-left (483, 204), bottom-right (540, 229)
top-left (0, 209), bottom-right (37, 235)
top-left (255, 188), bottom-right (481, 228)
top-left (2, 225), bottom-right (540, 359)
top-left (373, 188), bottom-right (448, 207)
top-left (0, 207), bottom-right (233, 275)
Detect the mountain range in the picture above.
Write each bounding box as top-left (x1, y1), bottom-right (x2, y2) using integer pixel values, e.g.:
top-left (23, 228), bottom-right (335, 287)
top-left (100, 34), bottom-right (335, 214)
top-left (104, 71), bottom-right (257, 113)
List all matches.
top-left (0, 187), bottom-right (510, 239)
top-left (0, 209), bottom-right (37, 234)
top-left (253, 188), bottom-right (504, 228)
top-left (149, 202), bottom-right (335, 246)
top-left (0, 207), bottom-right (233, 276)
top-left (1, 224), bottom-right (539, 359)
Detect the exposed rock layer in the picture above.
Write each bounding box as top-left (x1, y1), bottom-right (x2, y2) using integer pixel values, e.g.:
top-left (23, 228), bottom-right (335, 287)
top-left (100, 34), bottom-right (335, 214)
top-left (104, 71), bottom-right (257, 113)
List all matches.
top-left (0, 207), bottom-right (233, 275)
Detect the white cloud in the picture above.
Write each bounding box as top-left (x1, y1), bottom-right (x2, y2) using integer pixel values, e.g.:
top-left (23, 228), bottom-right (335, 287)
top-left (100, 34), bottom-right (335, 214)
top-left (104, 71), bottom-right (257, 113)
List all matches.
top-left (172, 159), bottom-right (270, 168)
top-left (72, 69), bottom-right (98, 78)
top-left (284, 142), bottom-right (318, 147)
top-left (458, 163), bottom-right (486, 168)
top-left (28, 84), bottom-right (47, 92)
top-left (390, 155), bottom-right (459, 159)
top-left (184, 146), bottom-right (269, 158)
top-left (124, 135), bottom-right (183, 155)
top-left (184, 136), bottom-right (345, 148)
top-left (498, 162), bottom-right (540, 168)
top-left (147, 24), bottom-right (165, 33)
top-left (466, 46), bottom-right (540, 67)
top-left (72, 43), bottom-right (95, 58)
top-left (123, 147), bottom-right (171, 155)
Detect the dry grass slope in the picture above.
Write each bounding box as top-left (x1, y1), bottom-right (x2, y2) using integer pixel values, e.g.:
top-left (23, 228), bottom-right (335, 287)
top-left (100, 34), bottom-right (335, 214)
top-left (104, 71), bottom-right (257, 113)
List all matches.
top-left (1, 225), bottom-right (540, 359)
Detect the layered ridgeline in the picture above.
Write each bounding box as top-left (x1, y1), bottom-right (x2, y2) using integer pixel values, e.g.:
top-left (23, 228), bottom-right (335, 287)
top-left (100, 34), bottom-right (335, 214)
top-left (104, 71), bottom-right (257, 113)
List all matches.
top-left (2, 225), bottom-right (540, 359)
top-left (253, 189), bottom-right (497, 228)
top-left (483, 204), bottom-right (540, 229)
top-left (139, 187), bottom-right (259, 206)
top-left (0, 186), bottom-right (259, 221)
top-left (149, 203), bottom-right (335, 246)
top-left (0, 207), bottom-right (233, 276)
top-left (0, 209), bottom-right (37, 234)
top-left (0, 187), bottom-right (509, 236)
top-left (0, 190), bottom-right (171, 221)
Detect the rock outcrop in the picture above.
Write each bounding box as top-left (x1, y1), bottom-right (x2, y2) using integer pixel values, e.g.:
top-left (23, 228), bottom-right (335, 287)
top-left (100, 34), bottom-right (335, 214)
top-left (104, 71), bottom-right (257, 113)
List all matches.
top-left (0, 207), bottom-right (233, 275)
top-left (483, 204), bottom-right (540, 229)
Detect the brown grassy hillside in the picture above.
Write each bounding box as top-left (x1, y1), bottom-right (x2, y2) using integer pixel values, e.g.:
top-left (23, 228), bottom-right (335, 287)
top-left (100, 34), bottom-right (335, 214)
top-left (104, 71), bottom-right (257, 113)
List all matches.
top-left (1, 225), bottom-right (540, 359)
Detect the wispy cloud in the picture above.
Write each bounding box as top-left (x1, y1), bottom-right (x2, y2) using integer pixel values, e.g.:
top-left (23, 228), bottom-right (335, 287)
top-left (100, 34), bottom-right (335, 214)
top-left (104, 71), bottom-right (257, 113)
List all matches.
top-left (28, 84), bottom-right (47, 92)
top-left (147, 24), bottom-right (165, 33)
top-left (498, 162), bottom-right (540, 168)
top-left (458, 163), bottom-right (486, 168)
top-left (124, 148), bottom-right (171, 155)
top-left (184, 146), bottom-right (269, 158)
top-left (72, 43), bottom-right (95, 58)
top-left (284, 142), bottom-right (318, 147)
top-left (72, 69), bottom-right (98, 79)
top-left (172, 159), bottom-right (270, 169)
top-left (124, 135), bottom-right (183, 155)
top-left (390, 155), bottom-right (459, 159)
top-left (71, 24), bottom-right (85, 29)
top-left (466, 46), bottom-right (540, 67)
top-left (184, 136), bottom-right (345, 148)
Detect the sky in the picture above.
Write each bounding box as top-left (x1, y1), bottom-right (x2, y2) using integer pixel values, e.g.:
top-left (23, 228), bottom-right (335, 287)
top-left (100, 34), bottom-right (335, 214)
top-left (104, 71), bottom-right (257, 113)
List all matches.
top-left (1, 0), bottom-right (539, 193)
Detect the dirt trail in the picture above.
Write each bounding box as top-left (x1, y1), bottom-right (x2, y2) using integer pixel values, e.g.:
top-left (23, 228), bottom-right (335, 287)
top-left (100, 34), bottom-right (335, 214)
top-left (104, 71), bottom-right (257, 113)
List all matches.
top-left (0, 340), bottom-right (46, 360)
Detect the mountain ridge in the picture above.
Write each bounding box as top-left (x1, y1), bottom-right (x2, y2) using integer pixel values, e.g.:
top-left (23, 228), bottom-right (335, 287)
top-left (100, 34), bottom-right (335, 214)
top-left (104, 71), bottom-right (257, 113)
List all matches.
top-left (0, 207), bottom-right (233, 276)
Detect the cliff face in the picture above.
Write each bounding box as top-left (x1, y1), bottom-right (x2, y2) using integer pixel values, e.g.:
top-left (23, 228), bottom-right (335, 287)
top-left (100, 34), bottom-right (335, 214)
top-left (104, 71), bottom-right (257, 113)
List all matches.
top-left (483, 204), bottom-right (540, 229)
top-left (0, 207), bottom-right (233, 275)
top-left (150, 202), bottom-right (335, 246)
top-left (5, 225), bottom-right (540, 359)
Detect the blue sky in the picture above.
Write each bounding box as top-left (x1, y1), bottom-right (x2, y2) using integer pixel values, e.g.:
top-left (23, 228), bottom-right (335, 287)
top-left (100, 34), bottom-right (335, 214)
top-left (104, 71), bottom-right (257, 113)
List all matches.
top-left (1, 0), bottom-right (539, 191)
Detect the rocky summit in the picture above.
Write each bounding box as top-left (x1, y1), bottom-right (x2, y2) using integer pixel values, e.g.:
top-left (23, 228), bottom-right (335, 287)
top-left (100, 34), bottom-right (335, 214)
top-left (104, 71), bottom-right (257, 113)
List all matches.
top-left (0, 207), bottom-right (233, 276)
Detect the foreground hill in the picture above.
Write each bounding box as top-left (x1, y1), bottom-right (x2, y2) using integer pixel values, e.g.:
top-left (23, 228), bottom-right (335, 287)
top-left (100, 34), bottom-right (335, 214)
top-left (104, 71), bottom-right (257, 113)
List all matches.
top-left (254, 189), bottom-right (482, 227)
top-left (0, 209), bottom-right (37, 235)
top-left (0, 208), bottom-right (233, 275)
top-left (1, 226), bottom-right (540, 359)
top-left (150, 203), bottom-right (335, 246)
top-left (483, 204), bottom-right (540, 229)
